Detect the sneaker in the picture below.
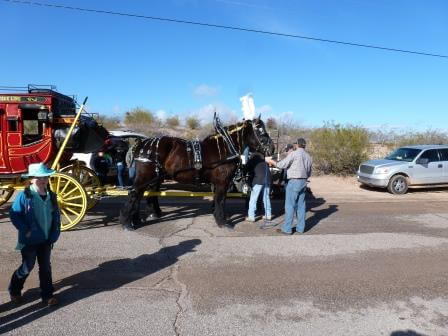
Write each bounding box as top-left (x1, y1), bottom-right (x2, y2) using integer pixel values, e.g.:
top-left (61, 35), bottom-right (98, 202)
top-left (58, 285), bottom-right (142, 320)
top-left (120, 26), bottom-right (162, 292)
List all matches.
top-left (245, 217), bottom-right (256, 222)
top-left (10, 294), bottom-right (23, 305)
top-left (262, 215), bottom-right (272, 220)
top-left (43, 297), bottom-right (58, 306)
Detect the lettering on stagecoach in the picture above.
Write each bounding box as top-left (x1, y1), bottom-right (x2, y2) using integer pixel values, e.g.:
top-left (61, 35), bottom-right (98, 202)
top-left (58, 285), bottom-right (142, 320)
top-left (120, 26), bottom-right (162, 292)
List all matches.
top-left (0, 96), bottom-right (47, 103)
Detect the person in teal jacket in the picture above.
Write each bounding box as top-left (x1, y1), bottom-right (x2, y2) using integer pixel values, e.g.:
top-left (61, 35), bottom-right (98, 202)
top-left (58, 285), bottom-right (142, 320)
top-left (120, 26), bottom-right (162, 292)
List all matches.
top-left (8, 163), bottom-right (61, 306)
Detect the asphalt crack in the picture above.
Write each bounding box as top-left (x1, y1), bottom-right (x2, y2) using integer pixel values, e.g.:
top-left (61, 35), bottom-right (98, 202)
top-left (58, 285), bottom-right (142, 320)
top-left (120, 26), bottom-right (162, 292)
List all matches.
top-left (172, 264), bottom-right (188, 336)
top-left (154, 216), bottom-right (197, 336)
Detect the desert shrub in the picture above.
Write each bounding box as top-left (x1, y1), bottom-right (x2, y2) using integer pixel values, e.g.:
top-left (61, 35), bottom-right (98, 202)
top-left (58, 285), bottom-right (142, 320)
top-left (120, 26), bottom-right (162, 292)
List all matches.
top-left (266, 117), bottom-right (278, 130)
top-left (186, 116), bottom-right (200, 130)
top-left (124, 107), bottom-right (154, 125)
top-left (97, 115), bottom-right (121, 130)
top-left (310, 122), bottom-right (369, 175)
top-left (395, 130), bottom-right (448, 147)
top-left (166, 116), bottom-right (180, 127)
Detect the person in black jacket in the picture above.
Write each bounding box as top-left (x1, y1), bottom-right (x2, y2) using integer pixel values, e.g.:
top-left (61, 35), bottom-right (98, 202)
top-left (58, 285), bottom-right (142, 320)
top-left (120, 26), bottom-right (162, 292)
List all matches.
top-left (91, 151), bottom-right (109, 185)
top-left (246, 152), bottom-right (272, 223)
top-left (114, 141), bottom-right (128, 188)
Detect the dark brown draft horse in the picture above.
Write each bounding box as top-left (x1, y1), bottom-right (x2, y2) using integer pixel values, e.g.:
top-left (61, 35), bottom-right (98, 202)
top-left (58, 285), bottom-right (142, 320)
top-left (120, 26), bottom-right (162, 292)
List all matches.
top-left (119, 116), bottom-right (275, 230)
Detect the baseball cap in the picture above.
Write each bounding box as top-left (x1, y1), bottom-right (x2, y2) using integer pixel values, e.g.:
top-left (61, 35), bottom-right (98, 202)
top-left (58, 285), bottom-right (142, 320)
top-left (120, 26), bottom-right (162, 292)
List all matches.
top-left (284, 144), bottom-right (294, 151)
top-left (295, 138), bottom-right (307, 147)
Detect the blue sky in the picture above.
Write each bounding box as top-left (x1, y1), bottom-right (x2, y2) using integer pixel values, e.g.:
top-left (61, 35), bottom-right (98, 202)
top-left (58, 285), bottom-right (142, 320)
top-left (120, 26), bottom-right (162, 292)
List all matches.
top-left (2, 0), bottom-right (447, 131)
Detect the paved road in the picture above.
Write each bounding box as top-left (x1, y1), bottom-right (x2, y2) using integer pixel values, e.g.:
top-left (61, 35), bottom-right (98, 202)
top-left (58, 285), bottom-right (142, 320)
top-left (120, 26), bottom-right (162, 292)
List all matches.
top-left (1, 192), bottom-right (447, 336)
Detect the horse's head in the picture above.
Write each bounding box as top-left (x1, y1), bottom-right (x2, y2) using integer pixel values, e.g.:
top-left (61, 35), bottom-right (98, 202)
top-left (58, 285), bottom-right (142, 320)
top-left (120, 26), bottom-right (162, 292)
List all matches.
top-left (245, 116), bottom-right (275, 156)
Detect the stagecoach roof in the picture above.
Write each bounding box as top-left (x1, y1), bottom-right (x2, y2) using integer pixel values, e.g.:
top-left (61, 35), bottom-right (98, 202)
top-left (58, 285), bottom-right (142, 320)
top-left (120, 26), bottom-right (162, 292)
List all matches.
top-left (0, 85), bottom-right (76, 104)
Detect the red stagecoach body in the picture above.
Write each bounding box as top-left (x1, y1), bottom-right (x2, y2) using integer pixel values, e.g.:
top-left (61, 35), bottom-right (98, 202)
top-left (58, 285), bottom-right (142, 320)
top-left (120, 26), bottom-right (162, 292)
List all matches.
top-left (0, 86), bottom-right (108, 176)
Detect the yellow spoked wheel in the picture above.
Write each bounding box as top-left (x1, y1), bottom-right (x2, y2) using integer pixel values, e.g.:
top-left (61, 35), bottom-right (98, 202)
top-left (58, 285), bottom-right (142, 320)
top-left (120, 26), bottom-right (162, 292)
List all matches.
top-left (60, 164), bottom-right (101, 210)
top-left (49, 173), bottom-right (87, 231)
top-left (0, 186), bottom-right (14, 206)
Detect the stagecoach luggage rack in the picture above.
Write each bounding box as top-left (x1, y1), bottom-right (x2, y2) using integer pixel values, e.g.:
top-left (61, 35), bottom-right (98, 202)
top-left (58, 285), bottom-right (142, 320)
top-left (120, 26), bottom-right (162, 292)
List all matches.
top-left (0, 85), bottom-right (31, 92)
top-left (0, 84), bottom-right (77, 101)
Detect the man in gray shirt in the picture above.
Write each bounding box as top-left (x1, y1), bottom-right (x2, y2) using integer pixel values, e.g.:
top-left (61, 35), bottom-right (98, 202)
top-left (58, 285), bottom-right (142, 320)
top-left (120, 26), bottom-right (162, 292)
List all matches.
top-left (265, 138), bottom-right (312, 235)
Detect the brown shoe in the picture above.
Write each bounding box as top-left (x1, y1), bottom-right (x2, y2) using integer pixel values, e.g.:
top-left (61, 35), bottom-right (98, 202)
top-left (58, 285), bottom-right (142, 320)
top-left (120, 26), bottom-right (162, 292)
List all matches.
top-left (43, 297), bottom-right (58, 306)
top-left (10, 294), bottom-right (23, 305)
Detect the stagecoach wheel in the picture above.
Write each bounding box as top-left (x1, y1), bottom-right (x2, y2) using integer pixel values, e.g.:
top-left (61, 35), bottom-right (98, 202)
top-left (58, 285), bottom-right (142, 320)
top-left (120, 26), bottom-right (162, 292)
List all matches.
top-left (0, 186), bottom-right (15, 206)
top-left (60, 164), bottom-right (101, 210)
top-left (49, 173), bottom-right (88, 231)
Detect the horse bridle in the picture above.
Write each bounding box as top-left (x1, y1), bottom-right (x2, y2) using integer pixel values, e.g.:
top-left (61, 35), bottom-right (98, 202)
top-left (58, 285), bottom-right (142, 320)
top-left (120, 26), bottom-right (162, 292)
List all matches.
top-left (211, 117), bottom-right (272, 161)
top-left (249, 120), bottom-right (271, 155)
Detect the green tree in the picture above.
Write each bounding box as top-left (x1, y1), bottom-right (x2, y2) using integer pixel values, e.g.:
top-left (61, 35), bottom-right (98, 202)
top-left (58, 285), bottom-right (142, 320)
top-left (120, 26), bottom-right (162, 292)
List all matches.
top-left (395, 129), bottom-right (448, 147)
top-left (186, 116), bottom-right (200, 130)
top-left (310, 122), bottom-right (369, 175)
top-left (266, 117), bottom-right (278, 130)
top-left (124, 107), bottom-right (154, 125)
top-left (166, 116), bottom-right (180, 127)
top-left (97, 115), bottom-right (121, 130)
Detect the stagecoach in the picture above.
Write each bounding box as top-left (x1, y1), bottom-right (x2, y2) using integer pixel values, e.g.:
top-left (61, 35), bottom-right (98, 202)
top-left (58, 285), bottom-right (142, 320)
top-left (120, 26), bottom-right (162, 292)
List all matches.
top-left (0, 85), bottom-right (109, 230)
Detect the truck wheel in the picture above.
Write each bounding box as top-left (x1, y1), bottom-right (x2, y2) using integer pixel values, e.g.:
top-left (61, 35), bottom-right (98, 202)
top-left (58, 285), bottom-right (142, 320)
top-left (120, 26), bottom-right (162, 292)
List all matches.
top-left (387, 175), bottom-right (408, 194)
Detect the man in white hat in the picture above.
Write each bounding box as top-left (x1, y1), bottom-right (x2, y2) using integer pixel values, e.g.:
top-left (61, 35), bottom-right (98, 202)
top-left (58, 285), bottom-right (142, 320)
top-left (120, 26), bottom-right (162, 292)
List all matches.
top-left (8, 163), bottom-right (61, 306)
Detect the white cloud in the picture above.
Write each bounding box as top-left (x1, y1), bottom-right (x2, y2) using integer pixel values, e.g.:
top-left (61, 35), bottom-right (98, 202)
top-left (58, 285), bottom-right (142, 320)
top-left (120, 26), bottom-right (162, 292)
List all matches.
top-left (191, 103), bottom-right (239, 125)
top-left (112, 105), bottom-right (121, 114)
top-left (277, 111), bottom-right (294, 121)
top-left (255, 104), bottom-right (272, 116)
top-left (193, 84), bottom-right (219, 97)
top-left (155, 109), bottom-right (167, 121)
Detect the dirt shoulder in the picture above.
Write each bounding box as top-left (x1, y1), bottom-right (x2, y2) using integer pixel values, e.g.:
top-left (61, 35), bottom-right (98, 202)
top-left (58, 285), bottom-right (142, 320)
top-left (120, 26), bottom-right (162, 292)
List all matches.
top-left (308, 175), bottom-right (448, 202)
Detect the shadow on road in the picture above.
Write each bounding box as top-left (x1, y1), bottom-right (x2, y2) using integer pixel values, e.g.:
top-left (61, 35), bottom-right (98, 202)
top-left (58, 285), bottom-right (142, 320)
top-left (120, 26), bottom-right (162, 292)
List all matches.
top-left (390, 330), bottom-right (427, 336)
top-left (360, 183), bottom-right (448, 194)
top-left (0, 239), bottom-right (201, 333)
top-left (0, 207), bottom-right (11, 223)
top-left (305, 190), bottom-right (338, 233)
top-left (50, 189), bottom-right (338, 233)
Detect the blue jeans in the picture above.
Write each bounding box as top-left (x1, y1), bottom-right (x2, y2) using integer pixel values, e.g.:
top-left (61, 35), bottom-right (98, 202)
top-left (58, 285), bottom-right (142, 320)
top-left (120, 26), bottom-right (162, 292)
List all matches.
top-left (117, 162), bottom-right (125, 187)
top-left (9, 243), bottom-right (54, 300)
top-left (248, 184), bottom-right (271, 220)
top-left (128, 166), bottom-right (136, 185)
top-left (281, 179), bottom-right (307, 234)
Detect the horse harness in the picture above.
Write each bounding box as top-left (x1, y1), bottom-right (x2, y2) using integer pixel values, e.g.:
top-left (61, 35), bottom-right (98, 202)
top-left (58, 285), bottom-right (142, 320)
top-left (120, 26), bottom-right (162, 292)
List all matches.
top-left (212, 114), bottom-right (240, 162)
top-left (186, 139), bottom-right (203, 170)
top-left (135, 136), bottom-right (205, 184)
top-left (133, 118), bottom-right (269, 187)
top-left (136, 137), bottom-right (164, 174)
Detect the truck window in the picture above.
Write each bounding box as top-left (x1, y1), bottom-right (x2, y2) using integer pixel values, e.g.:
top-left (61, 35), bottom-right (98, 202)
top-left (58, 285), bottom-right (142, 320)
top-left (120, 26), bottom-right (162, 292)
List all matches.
top-left (419, 149), bottom-right (440, 163)
top-left (438, 148), bottom-right (448, 161)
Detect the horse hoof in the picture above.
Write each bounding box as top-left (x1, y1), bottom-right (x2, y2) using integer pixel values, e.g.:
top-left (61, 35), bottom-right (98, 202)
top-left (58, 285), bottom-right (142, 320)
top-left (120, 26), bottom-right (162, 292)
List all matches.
top-left (122, 225), bottom-right (135, 231)
top-left (221, 223), bottom-right (234, 231)
top-left (147, 213), bottom-right (160, 220)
